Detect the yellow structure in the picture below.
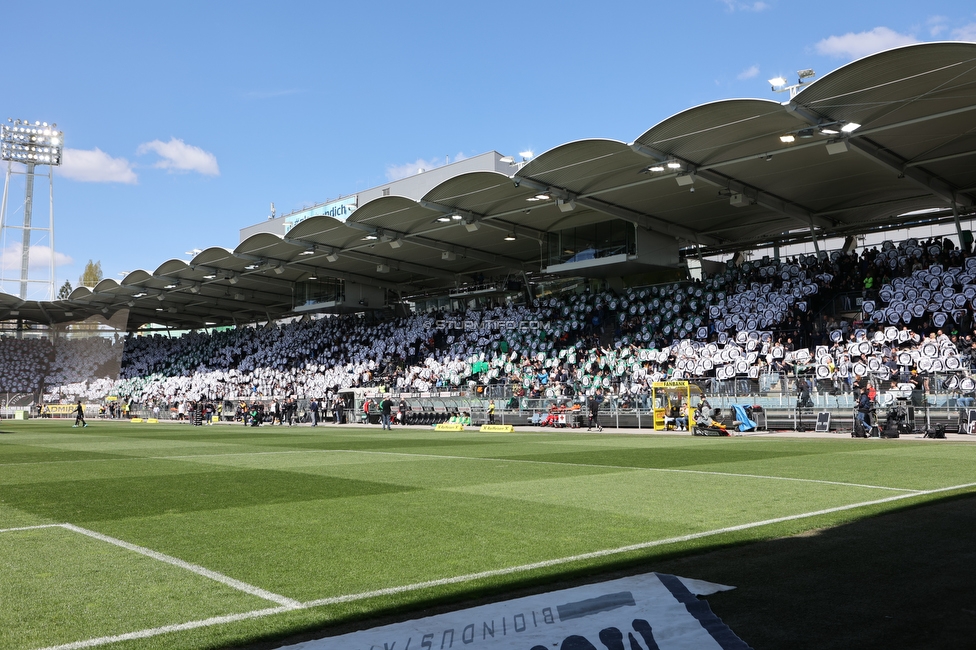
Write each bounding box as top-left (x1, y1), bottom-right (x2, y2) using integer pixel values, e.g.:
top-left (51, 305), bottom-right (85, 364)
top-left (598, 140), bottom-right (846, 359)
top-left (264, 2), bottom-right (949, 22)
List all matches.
top-left (434, 423), bottom-right (465, 431)
top-left (651, 381), bottom-right (703, 431)
top-left (479, 424), bottom-right (515, 432)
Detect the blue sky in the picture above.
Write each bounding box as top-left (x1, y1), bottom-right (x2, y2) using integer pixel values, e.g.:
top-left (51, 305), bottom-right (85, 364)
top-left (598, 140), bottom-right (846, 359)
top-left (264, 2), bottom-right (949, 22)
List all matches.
top-left (1, 0), bottom-right (975, 297)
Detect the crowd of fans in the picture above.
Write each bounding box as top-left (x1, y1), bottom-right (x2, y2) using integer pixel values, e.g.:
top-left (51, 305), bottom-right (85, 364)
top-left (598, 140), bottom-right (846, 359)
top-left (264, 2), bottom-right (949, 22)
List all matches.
top-left (4, 234), bottom-right (976, 410)
top-left (0, 335), bottom-right (122, 396)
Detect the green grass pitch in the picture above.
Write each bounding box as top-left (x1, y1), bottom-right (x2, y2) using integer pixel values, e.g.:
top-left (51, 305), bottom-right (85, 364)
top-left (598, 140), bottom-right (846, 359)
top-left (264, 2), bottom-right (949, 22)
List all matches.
top-left (2, 420), bottom-right (974, 649)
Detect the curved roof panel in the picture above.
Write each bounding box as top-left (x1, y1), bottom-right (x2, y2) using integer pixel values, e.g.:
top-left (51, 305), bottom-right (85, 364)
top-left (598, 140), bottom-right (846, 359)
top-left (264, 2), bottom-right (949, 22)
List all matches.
top-left (153, 259), bottom-right (190, 276)
top-left (120, 270), bottom-right (153, 286)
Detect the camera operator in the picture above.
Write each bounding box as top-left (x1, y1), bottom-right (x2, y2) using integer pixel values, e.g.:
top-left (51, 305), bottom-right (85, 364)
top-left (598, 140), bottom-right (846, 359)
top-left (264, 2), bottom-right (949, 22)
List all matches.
top-left (796, 376), bottom-right (813, 408)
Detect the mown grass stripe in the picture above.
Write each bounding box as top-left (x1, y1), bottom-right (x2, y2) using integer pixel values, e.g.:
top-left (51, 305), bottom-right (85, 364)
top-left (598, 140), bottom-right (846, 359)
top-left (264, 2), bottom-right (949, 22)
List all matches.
top-left (150, 447), bottom-right (921, 493)
top-left (44, 446), bottom-right (918, 493)
top-left (319, 448), bottom-right (923, 492)
top-left (0, 438), bottom-right (958, 494)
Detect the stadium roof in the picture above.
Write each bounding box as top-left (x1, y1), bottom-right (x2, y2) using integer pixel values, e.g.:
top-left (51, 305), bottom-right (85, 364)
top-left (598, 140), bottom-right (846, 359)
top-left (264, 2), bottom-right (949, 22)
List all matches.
top-left (5, 41), bottom-right (976, 330)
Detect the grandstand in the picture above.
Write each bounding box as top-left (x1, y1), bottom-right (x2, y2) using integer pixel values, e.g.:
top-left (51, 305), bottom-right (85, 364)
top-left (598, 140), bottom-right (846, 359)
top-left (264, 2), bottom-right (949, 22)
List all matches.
top-left (2, 41), bottom-right (976, 437)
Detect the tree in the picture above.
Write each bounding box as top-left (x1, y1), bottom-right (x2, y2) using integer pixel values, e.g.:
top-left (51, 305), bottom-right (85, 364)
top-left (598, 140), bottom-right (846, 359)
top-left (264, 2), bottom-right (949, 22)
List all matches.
top-left (79, 260), bottom-right (103, 288)
top-left (57, 280), bottom-right (72, 300)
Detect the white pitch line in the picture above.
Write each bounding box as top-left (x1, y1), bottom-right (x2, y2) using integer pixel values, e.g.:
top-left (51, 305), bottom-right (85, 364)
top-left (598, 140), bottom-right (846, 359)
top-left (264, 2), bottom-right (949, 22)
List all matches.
top-left (35, 606), bottom-right (292, 650)
top-left (301, 479), bottom-right (976, 607)
top-left (60, 524), bottom-right (301, 609)
top-left (0, 523), bottom-right (62, 534)
top-left (32, 480), bottom-right (976, 650)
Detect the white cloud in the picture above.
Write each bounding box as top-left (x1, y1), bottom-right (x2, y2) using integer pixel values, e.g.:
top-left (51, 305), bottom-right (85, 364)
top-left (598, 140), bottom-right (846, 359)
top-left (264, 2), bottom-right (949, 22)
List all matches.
top-left (815, 27), bottom-right (918, 60)
top-left (385, 153), bottom-right (467, 182)
top-left (737, 65), bottom-right (760, 80)
top-left (0, 243), bottom-right (72, 272)
top-left (136, 138), bottom-right (219, 176)
top-left (927, 15), bottom-right (948, 37)
top-left (59, 148), bottom-right (137, 184)
top-left (719, 0), bottom-right (769, 11)
top-left (951, 22), bottom-right (976, 41)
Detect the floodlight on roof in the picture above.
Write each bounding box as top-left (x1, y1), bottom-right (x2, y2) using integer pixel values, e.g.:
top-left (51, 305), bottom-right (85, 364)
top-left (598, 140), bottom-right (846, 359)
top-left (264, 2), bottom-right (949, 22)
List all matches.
top-left (666, 159), bottom-right (682, 170)
top-left (436, 216), bottom-right (452, 223)
top-left (768, 68), bottom-right (815, 98)
top-left (825, 140), bottom-right (849, 155)
top-left (504, 231), bottom-right (517, 241)
top-left (518, 151), bottom-right (533, 160)
top-left (780, 134), bottom-right (796, 143)
top-left (841, 122), bottom-right (861, 133)
top-left (556, 198), bottom-right (576, 213)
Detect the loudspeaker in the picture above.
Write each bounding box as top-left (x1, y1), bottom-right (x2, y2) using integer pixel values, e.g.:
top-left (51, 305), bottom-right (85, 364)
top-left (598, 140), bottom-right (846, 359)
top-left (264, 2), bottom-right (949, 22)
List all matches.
top-left (730, 193), bottom-right (749, 207)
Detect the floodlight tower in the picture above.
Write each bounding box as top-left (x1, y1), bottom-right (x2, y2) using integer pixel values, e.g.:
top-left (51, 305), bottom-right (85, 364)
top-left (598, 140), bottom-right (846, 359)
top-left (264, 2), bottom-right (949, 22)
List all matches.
top-left (0, 119), bottom-right (63, 300)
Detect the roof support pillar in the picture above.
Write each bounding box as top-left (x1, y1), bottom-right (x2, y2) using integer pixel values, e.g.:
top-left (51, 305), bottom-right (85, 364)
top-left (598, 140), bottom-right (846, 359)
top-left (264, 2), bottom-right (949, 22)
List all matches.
top-left (953, 203), bottom-right (967, 253)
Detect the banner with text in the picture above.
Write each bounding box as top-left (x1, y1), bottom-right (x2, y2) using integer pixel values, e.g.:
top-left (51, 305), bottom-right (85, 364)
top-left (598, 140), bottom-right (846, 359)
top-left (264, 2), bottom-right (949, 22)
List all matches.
top-left (283, 196), bottom-right (358, 233)
top-left (277, 572), bottom-right (748, 650)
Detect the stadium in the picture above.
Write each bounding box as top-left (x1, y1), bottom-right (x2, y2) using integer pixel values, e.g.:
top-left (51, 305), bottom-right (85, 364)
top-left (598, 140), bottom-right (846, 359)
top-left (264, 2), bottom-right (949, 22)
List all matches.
top-left (2, 42), bottom-right (976, 649)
